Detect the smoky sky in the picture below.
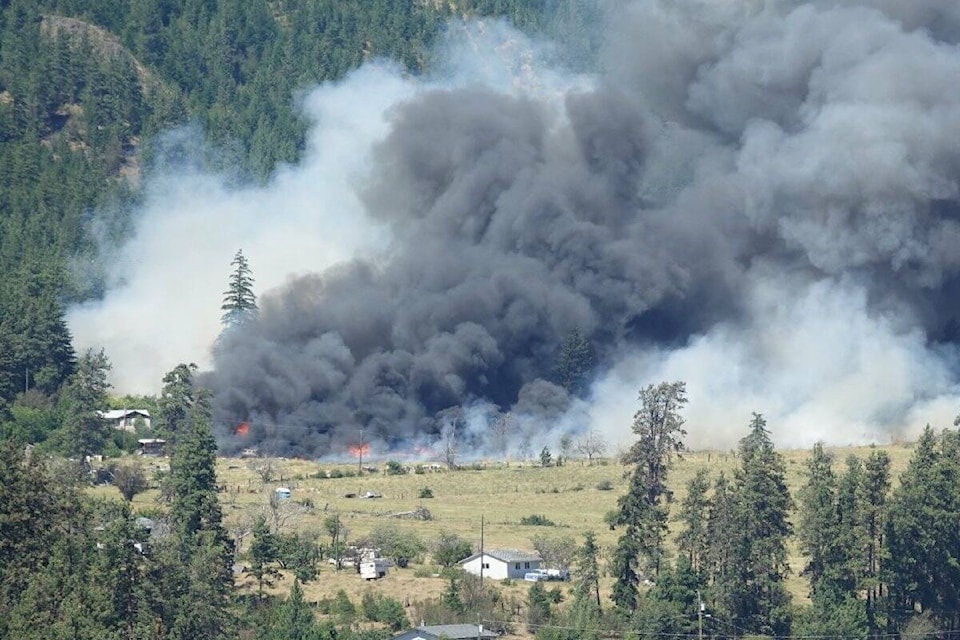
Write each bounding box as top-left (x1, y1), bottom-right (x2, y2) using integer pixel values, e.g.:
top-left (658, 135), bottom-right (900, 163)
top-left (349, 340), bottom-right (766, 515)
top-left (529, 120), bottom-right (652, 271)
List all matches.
top-left (201, 0), bottom-right (960, 457)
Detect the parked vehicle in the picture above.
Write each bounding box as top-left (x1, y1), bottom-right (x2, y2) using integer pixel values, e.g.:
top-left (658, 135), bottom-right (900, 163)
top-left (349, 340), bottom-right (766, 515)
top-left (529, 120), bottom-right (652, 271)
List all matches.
top-left (360, 558), bottom-right (389, 580)
top-left (524, 569), bottom-right (569, 582)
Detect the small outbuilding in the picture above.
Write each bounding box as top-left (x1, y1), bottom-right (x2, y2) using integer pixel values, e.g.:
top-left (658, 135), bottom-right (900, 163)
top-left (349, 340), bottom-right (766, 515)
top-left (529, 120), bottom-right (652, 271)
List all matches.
top-left (137, 438), bottom-right (166, 456)
top-left (393, 625), bottom-right (498, 640)
top-left (460, 549), bottom-right (542, 581)
top-left (274, 487), bottom-right (292, 500)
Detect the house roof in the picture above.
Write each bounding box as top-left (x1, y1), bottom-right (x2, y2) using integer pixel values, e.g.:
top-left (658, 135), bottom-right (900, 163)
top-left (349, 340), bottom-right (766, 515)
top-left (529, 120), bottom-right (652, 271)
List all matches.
top-left (417, 624), bottom-right (498, 639)
top-left (99, 409), bottom-right (151, 420)
top-left (461, 548), bottom-right (541, 564)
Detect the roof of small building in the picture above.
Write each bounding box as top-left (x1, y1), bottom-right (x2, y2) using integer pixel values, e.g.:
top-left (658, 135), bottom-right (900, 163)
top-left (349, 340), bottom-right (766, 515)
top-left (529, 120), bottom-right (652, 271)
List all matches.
top-left (416, 624), bottom-right (498, 639)
top-left (461, 548), bottom-right (541, 564)
top-left (99, 409), bottom-right (151, 420)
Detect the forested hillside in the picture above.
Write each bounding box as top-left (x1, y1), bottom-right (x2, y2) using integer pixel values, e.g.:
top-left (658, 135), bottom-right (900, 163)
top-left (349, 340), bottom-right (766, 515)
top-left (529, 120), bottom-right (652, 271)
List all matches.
top-left (0, 0), bottom-right (594, 423)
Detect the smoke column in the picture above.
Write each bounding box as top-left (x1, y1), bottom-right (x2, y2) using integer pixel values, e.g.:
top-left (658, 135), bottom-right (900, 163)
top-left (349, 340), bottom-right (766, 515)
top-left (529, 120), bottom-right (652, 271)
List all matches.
top-left (72, 1), bottom-right (960, 456)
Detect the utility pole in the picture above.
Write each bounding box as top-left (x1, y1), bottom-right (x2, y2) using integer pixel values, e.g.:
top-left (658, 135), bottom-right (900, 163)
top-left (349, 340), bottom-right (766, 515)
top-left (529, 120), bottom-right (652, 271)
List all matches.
top-left (358, 429), bottom-right (364, 476)
top-left (479, 514), bottom-right (485, 590)
top-left (697, 589), bottom-right (704, 640)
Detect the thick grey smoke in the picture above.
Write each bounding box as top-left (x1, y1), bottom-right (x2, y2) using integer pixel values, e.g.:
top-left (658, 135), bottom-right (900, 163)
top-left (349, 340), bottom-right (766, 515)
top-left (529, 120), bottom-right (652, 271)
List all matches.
top-left (78, 0), bottom-right (960, 456)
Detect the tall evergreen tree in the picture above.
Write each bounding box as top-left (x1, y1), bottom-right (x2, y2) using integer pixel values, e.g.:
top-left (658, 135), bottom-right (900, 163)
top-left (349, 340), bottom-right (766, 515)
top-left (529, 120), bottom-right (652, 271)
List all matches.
top-left (885, 426), bottom-right (960, 633)
top-left (705, 472), bottom-right (737, 619)
top-left (58, 348), bottom-right (111, 462)
top-left (837, 455), bottom-right (867, 596)
top-left (159, 388), bottom-right (235, 638)
top-left (796, 444), bottom-right (867, 637)
top-left (861, 448), bottom-right (891, 633)
top-left (572, 531), bottom-right (602, 621)
top-left (264, 579), bottom-right (319, 640)
top-left (156, 362), bottom-right (198, 450)
top-left (611, 380), bottom-right (687, 611)
top-left (797, 442), bottom-right (840, 597)
top-left (728, 413), bottom-right (793, 636)
top-left (676, 468), bottom-right (711, 574)
top-left (554, 328), bottom-right (593, 395)
top-left (221, 249), bottom-right (258, 327)
top-left (250, 513), bottom-right (280, 596)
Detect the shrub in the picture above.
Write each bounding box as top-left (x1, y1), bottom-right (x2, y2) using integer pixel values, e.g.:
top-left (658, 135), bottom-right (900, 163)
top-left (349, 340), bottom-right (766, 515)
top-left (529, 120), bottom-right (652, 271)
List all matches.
top-left (596, 479), bottom-right (614, 491)
top-left (367, 525), bottom-right (427, 567)
top-left (386, 460), bottom-right (405, 475)
top-left (362, 592), bottom-right (408, 631)
top-left (520, 514), bottom-right (555, 526)
top-left (419, 487), bottom-right (434, 499)
top-left (413, 565), bottom-right (439, 578)
top-left (328, 468), bottom-right (344, 478)
top-left (432, 532), bottom-right (473, 567)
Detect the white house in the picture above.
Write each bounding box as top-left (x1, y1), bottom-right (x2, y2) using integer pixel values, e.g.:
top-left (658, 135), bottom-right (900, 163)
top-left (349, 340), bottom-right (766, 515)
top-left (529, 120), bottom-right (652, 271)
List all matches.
top-left (460, 549), bottom-right (542, 580)
top-left (98, 409), bottom-right (151, 432)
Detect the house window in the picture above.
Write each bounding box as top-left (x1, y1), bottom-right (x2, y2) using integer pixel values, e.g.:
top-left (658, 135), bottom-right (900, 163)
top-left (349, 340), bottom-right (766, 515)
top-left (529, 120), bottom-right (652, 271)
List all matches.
top-left (524, 562), bottom-right (530, 569)
top-left (515, 563), bottom-right (521, 570)
top-left (482, 563), bottom-right (490, 569)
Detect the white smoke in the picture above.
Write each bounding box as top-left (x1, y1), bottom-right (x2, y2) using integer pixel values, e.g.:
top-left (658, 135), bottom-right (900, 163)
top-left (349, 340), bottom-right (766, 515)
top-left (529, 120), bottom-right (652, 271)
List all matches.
top-left (587, 271), bottom-right (960, 451)
top-left (68, 64), bottom-right (415, 393)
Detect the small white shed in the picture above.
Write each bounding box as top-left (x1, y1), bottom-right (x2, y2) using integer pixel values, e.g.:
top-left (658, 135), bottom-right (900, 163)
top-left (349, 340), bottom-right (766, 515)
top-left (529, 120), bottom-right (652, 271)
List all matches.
top-left (461, 549), bottom-right (542, 580)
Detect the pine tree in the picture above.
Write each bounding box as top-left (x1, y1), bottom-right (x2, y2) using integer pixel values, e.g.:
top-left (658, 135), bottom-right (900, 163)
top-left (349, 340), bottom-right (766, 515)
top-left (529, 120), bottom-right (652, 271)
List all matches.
top-left (836, 455), bottom-right (866, 596)
top-left (728, 413), bottom-right (793, 636)
top-left (861, 448), bottom-right (890, 633)
top-left (156, 362), bottom-right (198, 450)
top-left (250, 513), bottom-right (280, 596)
top-left (161, 388), bottom-right (235, 638)
top-left (58, 348), bottom-right (111, 463)
top-left (221, 249), bottom-right (258, 327)
top-left (571, 531), bottom-right (602, 620)
top-left (676, 468), bottom-right (711, 573)
top-left (265, 580), bottom-right (318, 640)
top-left (797, 442), bottom-right (839, 597)
top-left (169, 389), bottom-right (224, 538)
top-left (885, 426), bottom-right (960, 632)
top-left (611, 381), bottom-right (687, 611)
top-left (796, 444), bottom-right (866, 636)
top-left (554, 328), bottom-right (593, 395)
top-left (705, 472), bottom-right (736, 619)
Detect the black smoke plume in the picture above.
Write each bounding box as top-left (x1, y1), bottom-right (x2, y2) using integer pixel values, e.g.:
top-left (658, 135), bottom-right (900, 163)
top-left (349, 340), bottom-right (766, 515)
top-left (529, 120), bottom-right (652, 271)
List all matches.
top-left (207, 0), bottom-right (960, 457)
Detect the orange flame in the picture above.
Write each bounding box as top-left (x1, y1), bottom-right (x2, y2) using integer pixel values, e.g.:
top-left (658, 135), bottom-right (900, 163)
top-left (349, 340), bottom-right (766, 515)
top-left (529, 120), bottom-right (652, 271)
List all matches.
top-left (348, 443), bottom-right (371, 457)
top-left (234, 422), bottom-right (250, 436)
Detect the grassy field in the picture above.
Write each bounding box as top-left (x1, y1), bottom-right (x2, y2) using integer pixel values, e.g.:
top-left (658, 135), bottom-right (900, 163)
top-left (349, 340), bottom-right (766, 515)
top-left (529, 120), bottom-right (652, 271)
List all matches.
top-left (95, 442), bottom-right (916, 623)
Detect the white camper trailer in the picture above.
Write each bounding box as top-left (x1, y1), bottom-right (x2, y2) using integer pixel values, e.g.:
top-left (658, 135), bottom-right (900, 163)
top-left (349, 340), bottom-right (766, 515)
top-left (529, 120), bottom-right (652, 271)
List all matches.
top-left (360, 558), bottom-right (389, 580)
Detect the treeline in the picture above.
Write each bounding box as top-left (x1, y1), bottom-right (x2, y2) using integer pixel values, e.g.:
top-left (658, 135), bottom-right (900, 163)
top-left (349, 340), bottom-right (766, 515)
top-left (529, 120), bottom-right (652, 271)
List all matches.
top-left (536, 382), bottom-right (960, 640)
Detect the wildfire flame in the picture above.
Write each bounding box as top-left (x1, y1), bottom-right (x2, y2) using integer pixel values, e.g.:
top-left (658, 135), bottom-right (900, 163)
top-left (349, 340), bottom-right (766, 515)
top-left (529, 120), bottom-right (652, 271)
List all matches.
top-left (348, 443), bottom-right (371, 457)
top-left (234, 422), bottom-right (250, 436)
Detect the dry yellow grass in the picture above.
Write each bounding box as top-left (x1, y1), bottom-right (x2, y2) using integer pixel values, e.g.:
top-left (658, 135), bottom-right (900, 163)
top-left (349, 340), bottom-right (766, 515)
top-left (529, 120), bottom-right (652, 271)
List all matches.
top-left (96, 442), bottom-right (915, 622)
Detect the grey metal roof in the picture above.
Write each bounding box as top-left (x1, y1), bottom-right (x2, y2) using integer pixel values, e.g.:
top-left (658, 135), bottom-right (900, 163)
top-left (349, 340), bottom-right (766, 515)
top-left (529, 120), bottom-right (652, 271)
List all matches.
top-left (418, 625), bottom-right (498, 639)
top-left (462, 548), bottom-right (541, 564)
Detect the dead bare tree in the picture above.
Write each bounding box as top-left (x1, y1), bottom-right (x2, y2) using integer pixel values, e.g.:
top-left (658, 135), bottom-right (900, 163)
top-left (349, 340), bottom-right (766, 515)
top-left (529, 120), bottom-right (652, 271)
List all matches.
top-left (438, 407), bottom-right (462, 470)
top-left (249, 458), bottom-right (277, 484)
top-left (267, 491), bottom-right (311, 532)
top-left (575, 429), bottom-right (608, 464)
